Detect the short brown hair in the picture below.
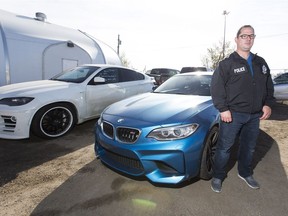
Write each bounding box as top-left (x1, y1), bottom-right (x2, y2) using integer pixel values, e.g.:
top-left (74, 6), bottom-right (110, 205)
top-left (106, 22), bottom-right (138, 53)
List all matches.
top-left (236, 25), bottom-right (255, 37)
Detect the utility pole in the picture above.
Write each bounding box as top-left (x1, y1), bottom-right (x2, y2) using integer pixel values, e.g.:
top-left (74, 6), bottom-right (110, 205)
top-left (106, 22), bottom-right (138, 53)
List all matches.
top-left (222, 10), bottom-right (229, 58)
top-left (117, 34), bottom-right (121, 55)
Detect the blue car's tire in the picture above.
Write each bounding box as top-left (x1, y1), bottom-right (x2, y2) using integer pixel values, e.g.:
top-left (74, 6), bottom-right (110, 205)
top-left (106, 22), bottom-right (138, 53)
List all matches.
top-left (199, 126), bottom-right (219, 180)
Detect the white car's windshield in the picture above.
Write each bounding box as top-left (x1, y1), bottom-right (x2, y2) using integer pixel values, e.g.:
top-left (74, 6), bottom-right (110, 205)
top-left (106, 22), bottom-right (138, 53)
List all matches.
top-left (154, 74), bottom-right (212, 96)
top-left (50, 66), bottom-right (100, 83)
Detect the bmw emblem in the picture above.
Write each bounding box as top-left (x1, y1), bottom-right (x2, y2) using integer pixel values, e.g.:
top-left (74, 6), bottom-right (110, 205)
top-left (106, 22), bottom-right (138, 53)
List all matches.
top-left (117, 118), bottom-right (124, 123)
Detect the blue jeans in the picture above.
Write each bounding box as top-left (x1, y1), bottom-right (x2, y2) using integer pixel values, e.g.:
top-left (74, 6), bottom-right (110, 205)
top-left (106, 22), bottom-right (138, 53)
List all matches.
top-left (213, 111), bottom-right (261, 180)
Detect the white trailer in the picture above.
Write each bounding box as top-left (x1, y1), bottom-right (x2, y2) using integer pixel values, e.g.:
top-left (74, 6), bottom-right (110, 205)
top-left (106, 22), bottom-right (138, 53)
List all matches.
top-left (0, 9), bottom-right (122, 86)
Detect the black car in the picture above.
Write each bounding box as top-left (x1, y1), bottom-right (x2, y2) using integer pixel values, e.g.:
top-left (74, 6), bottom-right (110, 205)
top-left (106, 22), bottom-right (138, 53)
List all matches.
top-left (146, 68), bottom-right (180, 86)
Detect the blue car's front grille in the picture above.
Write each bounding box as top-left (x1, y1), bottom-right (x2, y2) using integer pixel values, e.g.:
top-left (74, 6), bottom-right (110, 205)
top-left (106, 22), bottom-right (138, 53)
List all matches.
top-left (116, 127), bottom-right (140, 143)
top-left (102, 121), bottom-right (114, 139)
top-left (103, 147), bottom-right (144, 171)
top-left (102, 121), bottom-right (140, 143)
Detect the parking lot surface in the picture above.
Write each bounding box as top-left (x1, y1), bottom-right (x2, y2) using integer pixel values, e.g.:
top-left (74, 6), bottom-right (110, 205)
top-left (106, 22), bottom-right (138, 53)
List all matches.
top-left (1, 102), bottom-right (288, 216)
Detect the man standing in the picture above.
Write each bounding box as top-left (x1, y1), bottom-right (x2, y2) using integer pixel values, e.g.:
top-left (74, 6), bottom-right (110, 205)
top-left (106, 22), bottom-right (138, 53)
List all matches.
top-left (210, 25), bottom-right (275, 193)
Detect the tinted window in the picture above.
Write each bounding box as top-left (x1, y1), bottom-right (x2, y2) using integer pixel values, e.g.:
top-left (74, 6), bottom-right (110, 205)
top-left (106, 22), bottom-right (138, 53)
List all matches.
top-left (119, 69), bottom-right (144, 82)
top-left (150, 69), bottom-right (162, 75)
top-left (155, 74), bottom-right (212, 96)
top-left (51, 66), bottom-right (99, 83)
top-left (273, 73), bottom-right (288, 84)
top-left (150, 68), bottom-right (179, 75)
top-left (97, 68), bottom-right (119, 83)
top-left (168, 69), bottom-right (179, 76)
top-left (181, 67), bottom-right (207, 73)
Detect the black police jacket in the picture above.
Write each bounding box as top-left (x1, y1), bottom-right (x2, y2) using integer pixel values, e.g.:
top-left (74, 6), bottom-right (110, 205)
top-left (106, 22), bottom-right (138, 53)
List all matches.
top-left (211, 51), bottom-right (275, 114)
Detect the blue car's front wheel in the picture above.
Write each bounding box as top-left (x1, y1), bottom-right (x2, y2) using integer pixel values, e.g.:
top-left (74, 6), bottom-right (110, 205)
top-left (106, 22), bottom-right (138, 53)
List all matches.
top-left (199, 126), bottom-right (219, 180)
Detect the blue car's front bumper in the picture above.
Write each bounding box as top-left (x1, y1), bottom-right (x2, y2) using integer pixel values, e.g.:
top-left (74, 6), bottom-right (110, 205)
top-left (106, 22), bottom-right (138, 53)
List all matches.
top-left (94, 123), bottom-right (206, 184)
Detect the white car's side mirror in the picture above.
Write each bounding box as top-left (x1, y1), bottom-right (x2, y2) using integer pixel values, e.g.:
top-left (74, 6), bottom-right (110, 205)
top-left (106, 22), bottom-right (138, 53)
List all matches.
top-left (94, 77), bottom-right (105, 83)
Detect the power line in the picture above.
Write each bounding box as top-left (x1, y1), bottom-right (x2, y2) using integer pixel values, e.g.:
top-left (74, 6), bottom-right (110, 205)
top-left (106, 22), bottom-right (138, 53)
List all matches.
top-left (258, 33), bottom-right (288, 39)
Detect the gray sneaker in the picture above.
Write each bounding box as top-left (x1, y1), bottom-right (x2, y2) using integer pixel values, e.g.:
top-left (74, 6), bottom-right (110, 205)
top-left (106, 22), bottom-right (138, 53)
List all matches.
top-left (211, 177), bottom-right (222, 193)
top-left (238, 174), bottom-right (260, 189)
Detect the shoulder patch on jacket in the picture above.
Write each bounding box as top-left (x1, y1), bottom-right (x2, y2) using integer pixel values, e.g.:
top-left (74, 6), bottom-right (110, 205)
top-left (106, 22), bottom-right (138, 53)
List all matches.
top-left (262, 65), bottom-right (268, 74)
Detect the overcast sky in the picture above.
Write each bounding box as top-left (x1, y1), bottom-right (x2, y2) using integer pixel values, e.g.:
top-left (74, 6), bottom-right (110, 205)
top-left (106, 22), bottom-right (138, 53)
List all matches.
top-left (1, 0), bottom-right (288, 72)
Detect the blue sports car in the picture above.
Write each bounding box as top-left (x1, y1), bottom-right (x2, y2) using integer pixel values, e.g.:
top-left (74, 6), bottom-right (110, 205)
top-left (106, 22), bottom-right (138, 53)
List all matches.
top-left (94, 72), bottom-right (220, 184)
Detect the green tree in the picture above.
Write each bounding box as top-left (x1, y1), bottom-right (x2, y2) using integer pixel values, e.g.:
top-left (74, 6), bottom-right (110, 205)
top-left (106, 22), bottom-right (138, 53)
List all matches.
top-left (202, 40), bottom-right (234, 70)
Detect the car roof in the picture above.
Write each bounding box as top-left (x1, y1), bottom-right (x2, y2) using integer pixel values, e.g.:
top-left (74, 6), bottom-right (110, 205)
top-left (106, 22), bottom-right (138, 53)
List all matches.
top-left (151, 68), bottom-right (179, 70)
top-left (79, 64), bottom-right (142, 72)
top-left (150, 68), bottom-right (180, 73)
top-left (274, 72), bottom-right (288, 78)
top-left (180, 66), bottom-right (207, 73)
top-left (80, 64), bottom-right (127, 69)
top-left (176, 71), bottom-right (214, 76)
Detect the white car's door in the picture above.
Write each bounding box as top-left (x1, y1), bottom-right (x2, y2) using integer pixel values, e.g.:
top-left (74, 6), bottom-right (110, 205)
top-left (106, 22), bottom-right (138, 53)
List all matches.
top-left (85, 68), bottom-right (126, 118)
top-left (84, 67), bottom-right (152, 119)
top-left (118, 68), bottom-right (152, 97)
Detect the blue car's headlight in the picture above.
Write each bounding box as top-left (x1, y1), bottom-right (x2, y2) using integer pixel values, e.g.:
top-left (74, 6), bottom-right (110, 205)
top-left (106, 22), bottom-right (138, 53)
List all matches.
top-left (0, 97), bottom-right (34, 106)
top-left (147, 124), bottom-right (199, 141)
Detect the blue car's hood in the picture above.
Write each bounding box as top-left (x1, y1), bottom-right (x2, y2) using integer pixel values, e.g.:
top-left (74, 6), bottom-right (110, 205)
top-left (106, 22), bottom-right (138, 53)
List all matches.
top-left (105, 92), bottom-right (213, 124)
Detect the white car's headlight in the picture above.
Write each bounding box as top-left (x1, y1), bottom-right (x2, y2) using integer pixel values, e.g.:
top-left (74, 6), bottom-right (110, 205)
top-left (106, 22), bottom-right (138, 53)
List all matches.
top-left (147, 124), bottom-right (199, 141)
top-left (0, 97), bottom-right (34, 106)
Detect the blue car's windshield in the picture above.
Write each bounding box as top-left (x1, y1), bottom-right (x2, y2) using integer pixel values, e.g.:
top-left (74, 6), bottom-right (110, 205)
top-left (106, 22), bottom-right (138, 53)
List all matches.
top-left (154, 74), bottom-right (212, 96)
top-left (50, 66), bottom-right (100, 83)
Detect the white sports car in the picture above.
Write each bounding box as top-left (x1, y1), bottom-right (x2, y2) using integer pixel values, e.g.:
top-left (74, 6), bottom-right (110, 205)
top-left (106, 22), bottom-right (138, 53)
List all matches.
top-left (0, 64), bottom-right (154, 139)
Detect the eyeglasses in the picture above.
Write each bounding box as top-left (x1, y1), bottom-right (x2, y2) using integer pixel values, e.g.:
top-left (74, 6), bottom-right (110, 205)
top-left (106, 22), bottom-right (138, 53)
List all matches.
top-left (239, 34), bottom-right (256, 39)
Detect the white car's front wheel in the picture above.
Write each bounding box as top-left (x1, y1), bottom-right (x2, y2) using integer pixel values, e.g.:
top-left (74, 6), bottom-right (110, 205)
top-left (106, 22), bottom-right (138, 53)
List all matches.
top-left (31, 103), bottom-right (76, 139)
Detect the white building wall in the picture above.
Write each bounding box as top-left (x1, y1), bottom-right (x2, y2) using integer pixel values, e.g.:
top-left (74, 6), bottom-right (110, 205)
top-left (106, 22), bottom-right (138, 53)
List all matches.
top-left (0, 9), bottom-right (122, 86)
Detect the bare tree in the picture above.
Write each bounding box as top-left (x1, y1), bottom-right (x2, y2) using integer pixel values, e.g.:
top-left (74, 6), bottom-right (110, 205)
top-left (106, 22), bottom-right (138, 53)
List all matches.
top-left (202, 40), bottom-right (234, 70)
top-left (120, 52), bottom-right (130, 67)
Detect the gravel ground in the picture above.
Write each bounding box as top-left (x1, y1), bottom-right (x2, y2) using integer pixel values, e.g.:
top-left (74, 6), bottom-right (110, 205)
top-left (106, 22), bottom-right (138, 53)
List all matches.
top-left (0, 101), bottom-right (287, 216)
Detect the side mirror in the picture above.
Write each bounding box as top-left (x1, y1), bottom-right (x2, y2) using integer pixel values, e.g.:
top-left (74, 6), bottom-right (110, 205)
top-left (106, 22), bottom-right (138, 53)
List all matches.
top-left (93, 77), bottom-right (105, 83)
top-left (152, 85), bottom-right (158, 91)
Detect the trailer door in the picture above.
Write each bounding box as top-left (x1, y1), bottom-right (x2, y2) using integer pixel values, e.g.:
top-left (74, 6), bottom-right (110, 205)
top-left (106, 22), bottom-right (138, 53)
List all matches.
top-left (43, 42), bottom-right (92, 79)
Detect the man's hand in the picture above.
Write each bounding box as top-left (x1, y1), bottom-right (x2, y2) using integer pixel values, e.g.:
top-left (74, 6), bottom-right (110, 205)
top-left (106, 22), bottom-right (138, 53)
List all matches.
top-left (260, 105), bottom-right (272, 120)
top-left (220, 110), bottom-right (232, 122)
